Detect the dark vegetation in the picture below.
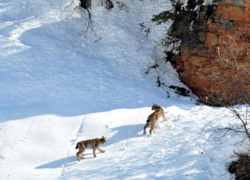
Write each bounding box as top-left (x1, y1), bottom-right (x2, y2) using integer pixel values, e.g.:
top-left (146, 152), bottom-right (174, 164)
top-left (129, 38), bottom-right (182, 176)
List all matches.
top-left (67, 0), bottom-right (114, 37)
top-left (79, 0), bottom-right (91, 9)
top-left (169, 85), bottom-right (190, 96)
top-left (229, 153), bottom-right (250, 180)
top-left (151, 0), bottom-right (215, 48)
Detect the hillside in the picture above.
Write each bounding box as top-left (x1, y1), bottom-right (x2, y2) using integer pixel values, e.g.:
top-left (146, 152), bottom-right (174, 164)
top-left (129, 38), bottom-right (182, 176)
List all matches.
top-left (0, 0), bottom-right (246, 179)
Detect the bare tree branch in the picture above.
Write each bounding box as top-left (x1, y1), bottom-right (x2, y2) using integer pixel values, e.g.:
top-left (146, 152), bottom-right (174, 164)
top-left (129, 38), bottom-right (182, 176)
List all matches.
top-left (201, 35), bottom-right (250, 143)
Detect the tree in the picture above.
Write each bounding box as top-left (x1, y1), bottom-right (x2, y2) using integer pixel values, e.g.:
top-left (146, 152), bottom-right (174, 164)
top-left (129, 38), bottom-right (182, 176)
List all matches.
top-left (202, 35), bottom-right (250, 142)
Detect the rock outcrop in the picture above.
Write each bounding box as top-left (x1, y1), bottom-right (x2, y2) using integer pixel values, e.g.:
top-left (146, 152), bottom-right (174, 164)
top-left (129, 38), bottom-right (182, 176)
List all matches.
top-left (170, 0), bottom-right (250, 105)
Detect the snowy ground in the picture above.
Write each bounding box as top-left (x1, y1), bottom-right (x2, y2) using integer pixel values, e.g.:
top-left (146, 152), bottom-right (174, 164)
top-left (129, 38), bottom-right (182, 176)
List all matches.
top-left (0, 0), bottom-right (246, 179)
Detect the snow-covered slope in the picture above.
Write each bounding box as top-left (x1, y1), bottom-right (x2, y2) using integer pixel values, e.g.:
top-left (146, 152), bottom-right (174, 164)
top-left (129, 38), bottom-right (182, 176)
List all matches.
top-left (0, 0), bottom-right (244, 179)
top-left (0, 105), bottom-right (243, 180)
top-left (0, 0), bottom-right (179, 114)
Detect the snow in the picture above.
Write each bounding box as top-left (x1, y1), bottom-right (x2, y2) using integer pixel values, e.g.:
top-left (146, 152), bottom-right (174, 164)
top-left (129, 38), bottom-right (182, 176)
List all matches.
top-left (0, 0), bottom-right (245, 179)
top-left (203, 0), bottom-right (214, 5)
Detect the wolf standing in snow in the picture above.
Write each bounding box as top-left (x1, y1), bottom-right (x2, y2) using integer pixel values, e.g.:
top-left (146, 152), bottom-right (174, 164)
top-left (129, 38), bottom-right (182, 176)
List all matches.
top-left (143, 104), bottom-right (167, 134)
top-left (75, 136), bottom-right (107, 161)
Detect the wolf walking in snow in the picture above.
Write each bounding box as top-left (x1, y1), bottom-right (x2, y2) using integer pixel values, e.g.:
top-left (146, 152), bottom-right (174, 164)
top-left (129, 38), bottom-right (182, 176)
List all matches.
top-left (143, 104), bottom-right (167, 134)
top-left (75, 136), bottom-right (107, 161)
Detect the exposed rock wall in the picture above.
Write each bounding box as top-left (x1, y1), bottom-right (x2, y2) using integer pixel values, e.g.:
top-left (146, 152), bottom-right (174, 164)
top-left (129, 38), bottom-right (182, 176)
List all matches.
top-left (171, 0), bottom-right (250, 105)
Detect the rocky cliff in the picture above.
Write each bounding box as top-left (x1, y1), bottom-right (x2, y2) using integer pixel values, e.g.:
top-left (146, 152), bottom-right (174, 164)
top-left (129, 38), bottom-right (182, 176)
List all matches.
top-left (169, 0), bottom-right (250, 105)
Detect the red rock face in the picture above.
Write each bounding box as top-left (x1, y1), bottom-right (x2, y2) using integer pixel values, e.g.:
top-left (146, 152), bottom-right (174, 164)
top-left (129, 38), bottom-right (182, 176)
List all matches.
top-left (172, 0), bottom-right (250, 105)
